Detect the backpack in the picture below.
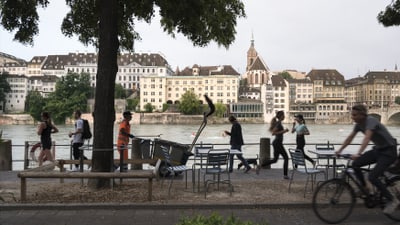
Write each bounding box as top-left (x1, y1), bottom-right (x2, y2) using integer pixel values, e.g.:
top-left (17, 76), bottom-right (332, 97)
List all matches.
top-left (82, 119), bottom-right (92, 139)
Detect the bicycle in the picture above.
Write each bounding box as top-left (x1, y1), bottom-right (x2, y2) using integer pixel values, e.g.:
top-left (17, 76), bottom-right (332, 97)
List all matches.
top-left (312, 154), bottom-right (400, 224)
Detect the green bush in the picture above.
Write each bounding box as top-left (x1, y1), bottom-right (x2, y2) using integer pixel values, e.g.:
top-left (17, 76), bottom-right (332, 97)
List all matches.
top-left (177, 212), bottom-right (268, 225)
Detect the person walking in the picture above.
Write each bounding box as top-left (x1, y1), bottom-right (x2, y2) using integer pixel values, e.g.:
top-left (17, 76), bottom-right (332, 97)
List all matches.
top-left (291, 114), bottom-right (315, 166)
top-left (224, 115), bottom-right (251, 173)
top-left (37, 111), bottom-right (58, 166)
top-left (336, 104), bottom-right (399, 214)
top-left (257, 111), bottom-right (290, 179)
top-left (117, 111), bottom-right (135, 171)
top-left (69, 110), bottom-right (89, 171)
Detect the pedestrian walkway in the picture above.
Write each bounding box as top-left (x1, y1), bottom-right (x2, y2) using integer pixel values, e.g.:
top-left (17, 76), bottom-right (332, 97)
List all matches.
top-left (0, 167), bottom-right (322, 225)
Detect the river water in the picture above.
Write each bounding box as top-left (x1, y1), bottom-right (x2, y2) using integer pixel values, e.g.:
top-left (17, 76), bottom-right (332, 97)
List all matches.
top-left (2, 123), bottom-right (400, 170)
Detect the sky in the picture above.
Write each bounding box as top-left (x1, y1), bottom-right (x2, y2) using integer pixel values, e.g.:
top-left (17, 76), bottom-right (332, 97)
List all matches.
top-left (1, 0), bottom-right (399, 79)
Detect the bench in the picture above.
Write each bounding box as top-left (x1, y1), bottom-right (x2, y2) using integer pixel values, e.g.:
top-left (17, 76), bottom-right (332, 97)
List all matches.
top-left (18, 159), bottom-right (161, 202)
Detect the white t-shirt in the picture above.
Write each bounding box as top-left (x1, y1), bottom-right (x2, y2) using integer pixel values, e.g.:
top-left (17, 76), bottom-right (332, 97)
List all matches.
top-left (73, 119), bottom-right (83, 144)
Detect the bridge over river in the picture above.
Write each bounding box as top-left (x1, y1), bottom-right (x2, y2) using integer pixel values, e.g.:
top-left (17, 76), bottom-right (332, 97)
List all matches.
top-left (369, 106), bottom-right (400, 124)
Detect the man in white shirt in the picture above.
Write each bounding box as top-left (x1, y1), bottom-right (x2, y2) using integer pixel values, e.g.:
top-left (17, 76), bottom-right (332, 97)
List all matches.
top-left (69, 110), bottom-right (88, 171)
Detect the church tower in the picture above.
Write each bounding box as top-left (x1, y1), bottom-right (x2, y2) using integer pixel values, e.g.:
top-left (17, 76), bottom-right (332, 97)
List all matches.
top-left (246, 33), bottom-right (258, 71)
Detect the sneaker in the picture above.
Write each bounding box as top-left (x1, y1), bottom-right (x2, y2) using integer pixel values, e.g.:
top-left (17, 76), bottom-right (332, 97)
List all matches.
top-left (283, 175), bottom-right (290, 180)
top-left (256, 165), bottom-right (261, 175)
top-left (383, 197), bottom-right (400, 214)
top-left (72, 167), bottom-right (79, 172)
top-left (244, 167), bottom-right (251, 173)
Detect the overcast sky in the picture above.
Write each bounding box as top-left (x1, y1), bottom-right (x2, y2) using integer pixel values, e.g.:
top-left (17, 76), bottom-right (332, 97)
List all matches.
top-left (1, 0), bottom-right (399, 79)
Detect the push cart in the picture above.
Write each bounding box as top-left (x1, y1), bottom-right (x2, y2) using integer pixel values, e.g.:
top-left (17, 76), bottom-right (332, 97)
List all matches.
top-left (146, 95), bottom-right (215, 177)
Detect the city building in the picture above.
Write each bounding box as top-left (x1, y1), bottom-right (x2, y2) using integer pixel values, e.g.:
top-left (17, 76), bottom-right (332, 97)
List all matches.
top-left (3, 74), bottom-right (30, 113)
top-left (140, 65), bottom-right (240, 111)
top-left (1, 51), bottom-right (173, 113)
top-left (306, 69), bottom-right (347, 123)
top-left (243, 37), bottom-right (272, 89)
top-left (345, 71), bottom-right (400, 108)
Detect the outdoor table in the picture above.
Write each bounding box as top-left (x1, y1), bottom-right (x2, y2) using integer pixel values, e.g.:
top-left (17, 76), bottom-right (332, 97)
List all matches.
top-left (308, 149), bottom-right (338, 179)
top-left (193, 149), bottom-right (242, 192)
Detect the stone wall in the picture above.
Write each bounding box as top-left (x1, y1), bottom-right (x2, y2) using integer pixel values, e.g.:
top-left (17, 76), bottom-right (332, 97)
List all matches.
top-left (0, 113), bottom-right (265, 125)
top-left (0, 114), bottom-right (34, 125)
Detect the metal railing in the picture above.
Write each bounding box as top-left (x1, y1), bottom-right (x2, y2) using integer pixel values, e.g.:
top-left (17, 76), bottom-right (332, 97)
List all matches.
top-left (8, 139), bottom-right (385, 171)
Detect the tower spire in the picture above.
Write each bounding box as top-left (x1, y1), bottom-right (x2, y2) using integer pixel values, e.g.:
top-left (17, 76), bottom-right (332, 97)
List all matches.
top-left (251, 31), bottom-right (254, 47)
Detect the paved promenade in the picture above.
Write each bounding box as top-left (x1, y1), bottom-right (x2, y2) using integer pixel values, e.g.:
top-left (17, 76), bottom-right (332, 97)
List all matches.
top-left (0, 168), bottom-right (392, 225)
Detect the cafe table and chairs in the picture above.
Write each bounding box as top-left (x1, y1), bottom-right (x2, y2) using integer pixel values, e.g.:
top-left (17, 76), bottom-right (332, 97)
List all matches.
top-left (192, 148), bottom-right (242, 192)
top-left (308, 143), bottom-right (345, 179)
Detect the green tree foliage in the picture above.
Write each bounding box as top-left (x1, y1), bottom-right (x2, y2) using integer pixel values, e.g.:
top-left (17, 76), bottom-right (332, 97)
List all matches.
top-left (278, 71), bottom-right (293, 80)
top-left (378, 0), bottom-right (400, 27)
top-left (45, 72), bottom-right (91, 123)
top-left (179, 91), bottom-right (201, 115)
top-left (214, 103), bottom-right (227, 118)
top-left (126, 98), bottom-right (139, 111)
top-left (25, 90), bottom-right (45, 121)
top-left (114, 84), bottom-right (127, 99)
top-left (162, 103), bottom-right (169, 112)
top-left (0, 73), bottom-right (11, 110)
top-left (395, 96), bottom-right (400, 105)
top-left (144, 103), bottom-right (154, 113)
top-left (0, 0), bottom-right (245, 187)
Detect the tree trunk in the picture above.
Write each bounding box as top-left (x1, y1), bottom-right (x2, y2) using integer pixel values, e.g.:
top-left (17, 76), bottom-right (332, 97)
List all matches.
top-left (88, 0), bottom-right (119, 189)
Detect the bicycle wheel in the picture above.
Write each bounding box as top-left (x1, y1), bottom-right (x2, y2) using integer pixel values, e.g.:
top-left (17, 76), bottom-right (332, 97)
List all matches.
top-left (384, 176), bottom-right (400, 221)
top-left (312, 178), bottom-right (356, 224)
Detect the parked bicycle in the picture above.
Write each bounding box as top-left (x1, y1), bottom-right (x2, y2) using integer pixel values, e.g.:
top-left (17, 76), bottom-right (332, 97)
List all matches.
top-left (312, 154), bottom-right (400, 224)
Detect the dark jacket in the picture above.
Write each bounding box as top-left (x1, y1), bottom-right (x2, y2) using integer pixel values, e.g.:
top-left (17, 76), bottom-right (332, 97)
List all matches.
top-left (229, 121), bottom-right (244, 147)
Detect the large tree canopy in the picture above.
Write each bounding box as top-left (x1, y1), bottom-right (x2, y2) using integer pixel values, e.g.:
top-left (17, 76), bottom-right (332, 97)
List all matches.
top-left (0, 0), bottom-right (246, 188)
top-left (179, 90), bottom-right (201, 115)
top-left (378, 0), bottom-right (400, 27)
top-left (0, 72), bottom-right (11, 107)
top-left (45, 72), bottom-right (91, 123)
top-left (25, 90), bottom-right (45, 121)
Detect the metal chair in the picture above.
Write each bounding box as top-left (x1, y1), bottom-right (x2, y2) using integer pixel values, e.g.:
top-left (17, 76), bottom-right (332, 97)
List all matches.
top-left (193, 144), bottom-right (213, 192)
top-left (201, 149), bottom-right (233, 198)
top-left (160, 146), bottom-right (190, 197)
top-left (288, 149), bottom-right (326, 197)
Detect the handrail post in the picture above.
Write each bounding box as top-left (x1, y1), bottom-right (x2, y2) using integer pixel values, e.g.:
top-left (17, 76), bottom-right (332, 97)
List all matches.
top-left (79, 147), bottom-right (84, 186)
top-left (24, 141), bottom-right (29, 170)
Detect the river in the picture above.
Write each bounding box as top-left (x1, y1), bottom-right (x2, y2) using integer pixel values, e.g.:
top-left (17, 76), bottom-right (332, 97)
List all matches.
top-left (2, 123), bottom-right (400, 170)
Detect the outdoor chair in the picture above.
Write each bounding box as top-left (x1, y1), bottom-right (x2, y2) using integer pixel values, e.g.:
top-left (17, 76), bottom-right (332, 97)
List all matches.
top-left (192, 144), bottom-right (214, 192)
top-left (160, 146), bottom-right (190, 197)
top-left (201, 149), bottom-right (233, 198)
top-left (288, 148), bottom-right (326, 197)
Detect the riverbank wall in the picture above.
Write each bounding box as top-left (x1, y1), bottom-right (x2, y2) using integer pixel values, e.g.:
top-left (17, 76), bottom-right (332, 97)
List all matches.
top-left (0, 114), bottom-right (35, 125)
top-left (0, 113), bottom-right (265, 125)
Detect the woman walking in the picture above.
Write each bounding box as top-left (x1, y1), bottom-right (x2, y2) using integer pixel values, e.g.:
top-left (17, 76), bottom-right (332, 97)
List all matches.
top-left (291, 114), bottom-right (315, 166)
top-left (37, 111), bottom-right (58, 166)
top-left (257, 111), bottom-right (290, 179)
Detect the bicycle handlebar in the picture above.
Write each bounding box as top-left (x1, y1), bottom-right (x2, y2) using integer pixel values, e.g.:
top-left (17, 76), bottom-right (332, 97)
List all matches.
top-left (337, 154), bottom-right (352, 159)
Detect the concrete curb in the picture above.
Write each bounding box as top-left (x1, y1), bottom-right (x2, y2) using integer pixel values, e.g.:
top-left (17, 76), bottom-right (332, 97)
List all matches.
top-left (0, 202), bottom-right (312, 211)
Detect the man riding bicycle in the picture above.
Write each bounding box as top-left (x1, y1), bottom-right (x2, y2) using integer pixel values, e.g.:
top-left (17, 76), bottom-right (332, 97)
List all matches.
top-left (336, 104), bottom-right (399, 214)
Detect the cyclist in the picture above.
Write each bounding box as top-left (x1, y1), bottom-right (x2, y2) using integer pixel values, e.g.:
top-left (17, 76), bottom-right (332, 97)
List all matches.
top-left (336, 104), bottom-right (398, 214)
